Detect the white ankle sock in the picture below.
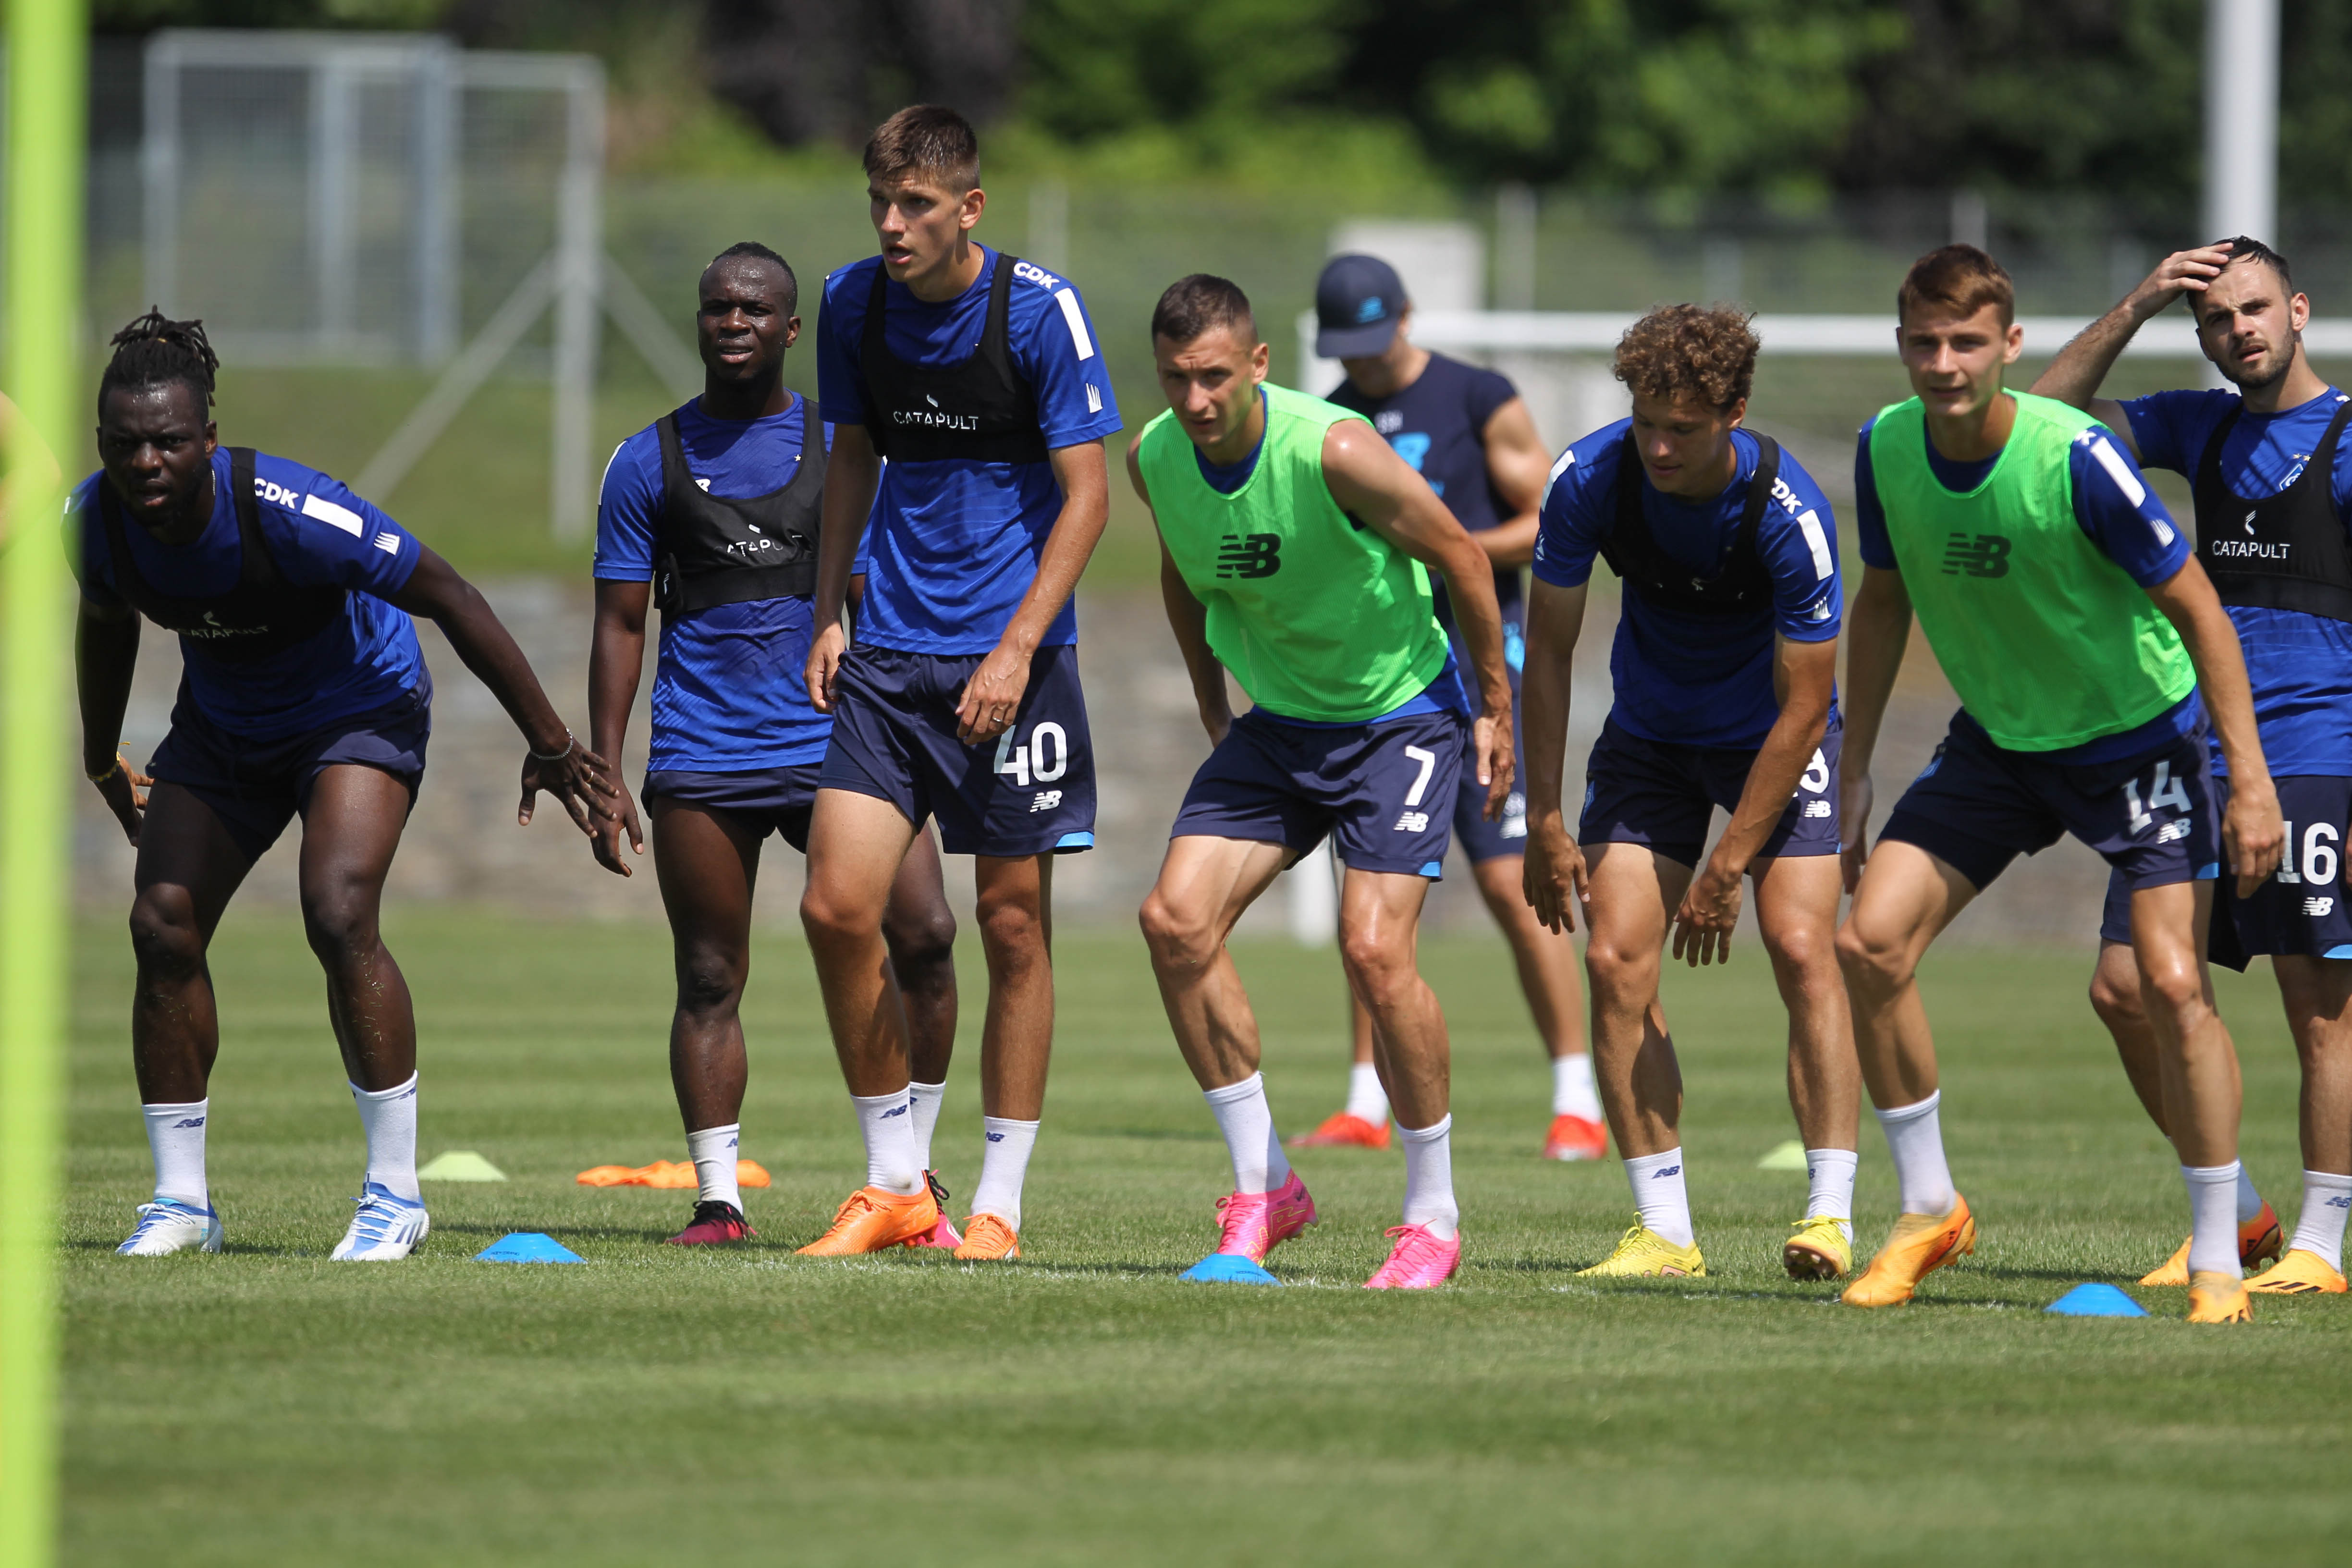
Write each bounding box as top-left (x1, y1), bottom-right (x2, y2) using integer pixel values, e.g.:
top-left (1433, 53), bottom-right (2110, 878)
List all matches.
top-left (141, 1099), bottom-right (210, 1209)
top-left (1344, 1062), bottom-right (1390, 1125)
top-left (1398, 1115), bottom-right (1459, 1240)
top-left (1624, 1147), bottom-right (1694, 1247)
top-left (969, 1116), bottom-right (1039, 1229)
top-left (686, 1123), bottom-right (742, 1210)
top-left (2289, 1169), bottom-right (2352, 1271)
top-left (1874, 1090), bottom-right (1955, 1215)
top-left (852, 1090), bottom-right (924, 1195)
top-left (1204, 1072), bottom-right (1291, 1195)
top-left (908, 1081), bottom-right (946, 1172)
top-left (2183, 1161), bottom-right (2243, 1276)
top-left (1805, 1148), bottom-right (1859, 1239)
top-left (2237, 1162), bottom-right (2265, 1224)
top-left (350, 1074), bottom-right (420, 1201)
top-left (1551, 1053), bottom-right (1602, 1120)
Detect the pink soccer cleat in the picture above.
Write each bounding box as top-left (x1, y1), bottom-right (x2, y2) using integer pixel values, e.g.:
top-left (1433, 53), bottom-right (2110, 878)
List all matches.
top-left (900, 1171), bottom-right (965, 1250)
top-left (1363, 1223), bottom-right (1461, 1289)
top-left (1210, 1170), bottom-right (1319, 1263)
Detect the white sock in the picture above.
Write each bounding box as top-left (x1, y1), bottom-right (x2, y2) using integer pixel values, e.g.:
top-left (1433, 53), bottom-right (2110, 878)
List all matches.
top-left (1874, 1090), bottom-right (1955, 1216)
top-left (1552, 1053), bottom-right (1602, 1120)
top-left (141, 1099), bottom-right (210, 1209)
top-left (351, 1074), bottom-right (420, 1201)
top-left (687, 1123), bottom-right (742, 1210)
top-left (852, 1089), bottom-right (924, 1195)
top-left (2289, 1169), bottom-right (2352, 1271)
top-left (1344, 1061), bottom-right (1390, 1126)
top-left (1805, 1148), bottom-right (1859, 1240)
top-left (1398, 1115), bottom-right (1459, 1240)
top-left (1204, 1072), bottom-right (1291, 1195)
top-left (2182, 1161), bottom-right (2243, 1277)
top-left (1624, 1147), bottom-right (1694, 1248)
top-left (908, 1080), bottom-right (946, 1171)
top-left (2237, 1163), bottom-right (2265, 1224)
top-left (969, 1116), bottom-right (1040, 1230)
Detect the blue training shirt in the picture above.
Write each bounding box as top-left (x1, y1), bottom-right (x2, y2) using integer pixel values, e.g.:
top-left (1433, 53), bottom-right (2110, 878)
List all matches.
top-left (817, 246), bottom-right (1122, 655)
top-left (2119, 385), bottom-right (2352, 778)
top-left (1854, 406), bottom-right (2197, 765)
top-left (1534, 422), bottom-right (1842, 748)
top-left (73, 449), bottom-right (426, 742)
top-left (594, 391), bottom-right (848, 774)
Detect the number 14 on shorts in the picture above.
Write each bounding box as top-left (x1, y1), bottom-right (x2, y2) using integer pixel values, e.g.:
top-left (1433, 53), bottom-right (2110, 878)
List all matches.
top-left (2122, 760), bottom-right (2193, 840)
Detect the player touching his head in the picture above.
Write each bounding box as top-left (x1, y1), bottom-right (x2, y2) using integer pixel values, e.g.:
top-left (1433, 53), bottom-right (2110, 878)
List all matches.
top-left (1292, 253), bottom-right (1600, 1163)
top-left (78, 311), bottom-right (613, 1261)
top-left (1839, 245), bottom-right (2284, 1323)
top-left (2035, 236), bottom-right (2352, 1295)
top-left (797, 106), bottom-right (1120, 1260)
top-left (1519, 306), bottom-right (1861, 1281)
top-left (586, 242), bottom-right (961, 1249)
top-left (1133, 275), bottom-right (1516, 1289)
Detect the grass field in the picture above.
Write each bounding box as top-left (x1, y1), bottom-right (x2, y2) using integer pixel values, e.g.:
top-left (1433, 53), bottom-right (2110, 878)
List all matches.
top-left (61, 912), bottom-right (2352, 1566)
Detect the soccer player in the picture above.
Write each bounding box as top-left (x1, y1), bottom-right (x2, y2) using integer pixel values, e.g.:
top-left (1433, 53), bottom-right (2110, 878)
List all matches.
top-left (797, 106), bottom-right (1120, 1260)
top-left (1291, 253), bottom-right (1601, 1162)
top-left (587, 242), bottom-right (961, 1249)
top-left (76, 311), bottom-right (612, 1260)
top-left (1837, 245), bottom-right (2284, 1323)
top-left (1132, 274), bottom-right (1517, 1289)
top-left (2034, 236), bottom-right (2352, 1295)
top-left (1520, 305), bottom-right (1861, 1280)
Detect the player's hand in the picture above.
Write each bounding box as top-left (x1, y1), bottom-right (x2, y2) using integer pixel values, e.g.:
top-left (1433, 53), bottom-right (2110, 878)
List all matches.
top-left (1474, 706), bottom-right (1515, 820)
top-left (2225, 773), bottom-right (2286, 897)
top-left (590, 779), bottom-right (645, 877)
top-left (1521, 813), bottom-right (1589, 934)
top-left (1671, 857), bottom-right (1744, 967)
top-left (518, 735), bottom-right (622, 837)
top-left (804, 620), bottom-right (847, 714)
top-left (956, 639), bottom-right (1034, 745)
top-left (1840, 770), bottom-right (1875, 894)
top-left (91, 758), bottom-right (151, 846)
top-left (2129, 242), bottom-right (2236, 320)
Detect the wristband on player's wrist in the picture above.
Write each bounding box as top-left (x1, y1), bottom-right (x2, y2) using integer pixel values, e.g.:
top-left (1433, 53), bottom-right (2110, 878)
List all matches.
top-left (86, 757), bottom-right (124, 784)
top-left (529, 733), bottom-right (577, 763)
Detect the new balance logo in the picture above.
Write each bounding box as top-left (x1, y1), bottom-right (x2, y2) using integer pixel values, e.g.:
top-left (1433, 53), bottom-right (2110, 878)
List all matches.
top-left (2327, 1194), bottom-right (2352, 1210)
top-left (1394, 811), bottom-right (1430, 833)
top-left (1085, 382), bottom-right (1102, 414)
top-left (987, 1131), bottom-right (1005, 1143)
top-left (1652, 1164), bottom-right (1681, 1179)
top-left (1030, 790), bottom-right (1063, 813)
top-left (1215, 534), bottom-right (1282, 578)
top-left (2307, 897), bottom-right (2336, 917)
top-left (2155, 820), bottom-right (2191, 844)
top-left (172, 1116), bottom-right (206, 1129)
top-left (1802, 800), bottom-right (1832, 819)
top-left (1941, 533), bottom-right (2012, 577)
top-left (881, 1103), bottom-right (908, 1119)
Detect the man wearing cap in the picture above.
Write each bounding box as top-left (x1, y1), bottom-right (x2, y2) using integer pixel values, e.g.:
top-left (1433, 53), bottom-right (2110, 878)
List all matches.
top-left (1290, 253), bottom-right (1604, 1163)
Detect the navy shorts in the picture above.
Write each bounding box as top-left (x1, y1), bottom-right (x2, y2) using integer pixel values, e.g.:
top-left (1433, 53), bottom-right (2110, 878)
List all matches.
top-left (1577, 713), bottom-right (1842, 868)
top-left (1171, 705), bottom-right (1466, 879)
top-left (2099, 774), bottom-right (2352, 968)
top-left (1881, 709), bottom-right (2220, 894)
top-left (1450, 622), bottom-right (1527, 864)
top-left (147, 678), bottom-right (430, 863)
top-left (644, 762), bottom-right (822, 853)
top-left (819, 643), bottom-right (1096, 858)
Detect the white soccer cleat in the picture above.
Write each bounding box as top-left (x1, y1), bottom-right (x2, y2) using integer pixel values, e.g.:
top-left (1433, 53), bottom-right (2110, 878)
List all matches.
top-left (331, 1182), bottom-right (430, 1261)
top-left (116, 1198), bottom-right (224, 1257)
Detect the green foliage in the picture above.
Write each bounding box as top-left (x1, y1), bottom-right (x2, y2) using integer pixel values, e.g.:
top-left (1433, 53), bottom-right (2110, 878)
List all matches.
top-left (93, 0), bottom-right (442, 26)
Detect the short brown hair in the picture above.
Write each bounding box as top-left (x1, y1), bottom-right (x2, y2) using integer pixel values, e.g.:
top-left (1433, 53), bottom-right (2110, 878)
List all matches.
top-left (1152, 274), bottom-right (1258, 347)
top-left (1898, 244), bottom-right (2015, 329)
top-left (864, 104), bottom-right (980, 193)
top-left (1613, 304), bottom-right (1758, 411)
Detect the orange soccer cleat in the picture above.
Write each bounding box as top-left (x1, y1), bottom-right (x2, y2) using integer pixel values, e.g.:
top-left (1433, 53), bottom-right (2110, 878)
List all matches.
top-left (954, 1213), bottom-right (1021, 1261)
top-left (795, 1184), bottom-right (940, 1256)
top-left (2245, 1249), bottom-right (2348, 1295)
top-left (2137, 1201), bottom-right (2284, 1287)
top-left (1543, 1114), bottom-right (1607, 1162)
top-left (1841, 1194), bottom-right (1976, 1307)
top-left (2186, 1270), bottom-right (2254, 1323)
top-left (1288, 1112), bottom-right (1390, 1150)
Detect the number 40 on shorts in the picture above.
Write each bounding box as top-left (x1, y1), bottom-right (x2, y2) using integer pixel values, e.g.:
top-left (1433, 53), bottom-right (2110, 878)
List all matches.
top-left (993, 722), bottom-right (1072, 788)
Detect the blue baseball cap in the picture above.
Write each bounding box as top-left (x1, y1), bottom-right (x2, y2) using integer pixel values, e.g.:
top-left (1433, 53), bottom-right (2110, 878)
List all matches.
top-left (1316, 254), bottom-right (1408, 358)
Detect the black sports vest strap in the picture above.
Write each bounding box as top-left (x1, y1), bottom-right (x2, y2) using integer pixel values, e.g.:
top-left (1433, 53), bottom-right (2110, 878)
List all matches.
top-left (2193, 394), bottom-right (2352, 624)
top-left (651, 397), bottom-right (824, 614)
top-left (1597, 431), bottom-right (1780, 616)
top-left (858, 252), bottom-right (1050, 465)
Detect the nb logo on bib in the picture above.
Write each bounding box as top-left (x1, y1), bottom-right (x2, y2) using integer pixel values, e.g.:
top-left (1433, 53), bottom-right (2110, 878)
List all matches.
top-left (1215, 534), bottom-right (1283, 579)
top-left (1941, 532), bottom-right (2012, 578)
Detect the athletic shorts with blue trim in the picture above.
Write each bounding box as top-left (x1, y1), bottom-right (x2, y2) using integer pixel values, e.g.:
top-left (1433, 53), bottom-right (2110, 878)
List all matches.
top-left (643, 763), bottom-right (824, 853)
top-left (2098, 773), bottom-right (2352, 970)
top-left (1577, 712), bottom-right (1841, 867)
top-left (1449, 619), bottom-right (1527, 863)
top-left (818, 643), bottom-right (1095, 857)
top-left (1880, 709), bottom-right (2220, 894)
top-left (1171, 706), bottom-right (1467, 879)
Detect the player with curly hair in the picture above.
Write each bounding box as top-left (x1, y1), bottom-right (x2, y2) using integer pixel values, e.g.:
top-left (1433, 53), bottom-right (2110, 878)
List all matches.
top-left (1519, 303), bottom-right (1862, 1281)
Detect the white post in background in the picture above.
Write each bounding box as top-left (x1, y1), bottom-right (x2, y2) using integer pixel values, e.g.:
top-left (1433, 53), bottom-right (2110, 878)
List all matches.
top-left (412, 44), bottom-right (458, 363)
top-left (1948, 190), bottom-right (1988, 250)
top-left (1028, 178), bottom-right (1069, 273)
top-left (309, 50), bottom-right (357, 356)
top-left (139, 37), bottom-right (182, 319)
top-left (1287, 840), bottom-right (1339, 947)
top-left (549, 58), bottom-right (605, 540)
top-left (1495, 183), bottom-right (1536, 311)
top-left (2204, 0), bottom-right (2278, 388)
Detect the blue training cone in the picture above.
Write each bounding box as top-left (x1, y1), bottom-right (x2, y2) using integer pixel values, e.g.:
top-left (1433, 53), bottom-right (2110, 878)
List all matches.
top-left (2046, 1282), bottom-right (2146, 1317)
top-left (1182, 1252), bottom-right (1281, 1285)
top-left (476, 1232), bottom-right (587, 1264)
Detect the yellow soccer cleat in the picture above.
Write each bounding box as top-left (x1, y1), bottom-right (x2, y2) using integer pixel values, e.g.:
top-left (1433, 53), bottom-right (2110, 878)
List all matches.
top-left (1842, 1194), bottom-right (1976, 1307)
top-left (1783, 1216), bottom-right (1853, 1281)
top-left (795, 1184), bottom-right (940, 1256)
top-left (2245, 1248), bottom-right (2348, 1295)
top-left (2138, 1201), bottom-right (2284, 1287)
top-left (2186, 1269), bottom-right (2254, 1323)
top-left (1577, 1222), bottom-right (1705, 1278)
top-left (953, 1213), bottom-right (1021, 1261)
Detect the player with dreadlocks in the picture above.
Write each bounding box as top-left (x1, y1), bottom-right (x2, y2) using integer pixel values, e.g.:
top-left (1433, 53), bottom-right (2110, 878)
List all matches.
top-left (76, 309), bottom-right (616, 1261)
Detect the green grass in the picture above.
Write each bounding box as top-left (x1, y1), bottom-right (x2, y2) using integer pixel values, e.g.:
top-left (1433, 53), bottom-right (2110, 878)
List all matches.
top-left (62, 913), bottom-right (2352, 1566)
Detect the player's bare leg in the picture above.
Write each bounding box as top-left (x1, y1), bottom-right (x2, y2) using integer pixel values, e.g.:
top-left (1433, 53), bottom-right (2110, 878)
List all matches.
top-left (2258, 957), bottom-right (2352, 1288)
top-left (1752, 853), bottom-right (1862, 1276)
top-left (890, 828), bottom-right (961, 1089)
top-left (127, 783), bottom-right (255, 1106)
top-left (947, 852), bottom-right (1055, 1254)
top-left (650, 798), bottom-right (762, 1242)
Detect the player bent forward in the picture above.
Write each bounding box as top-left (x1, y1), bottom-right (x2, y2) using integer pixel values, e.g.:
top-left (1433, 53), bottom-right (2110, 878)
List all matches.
top-left (1132, 275), bottom-right (1517, 1289)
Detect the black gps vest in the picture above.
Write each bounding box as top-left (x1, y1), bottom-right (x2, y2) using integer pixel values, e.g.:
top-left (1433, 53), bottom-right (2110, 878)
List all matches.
top-left (651, 395), bottom-right (825, 614)
top-left (2192, 394), bottom-right (2352, 625)
top-left (858, 253), bottom-right (1048, 465)
top-left (1597, 431), bottom-right (1780, 615)
top-left (99, 447), bottom-right (347, 662)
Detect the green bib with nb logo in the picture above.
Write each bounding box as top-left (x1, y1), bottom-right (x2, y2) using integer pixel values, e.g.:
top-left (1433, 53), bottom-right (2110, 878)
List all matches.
top-left (1868, 392), bottom-right (2195, 752)
top-left (1139, 382), bottom-right (1450, 722)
